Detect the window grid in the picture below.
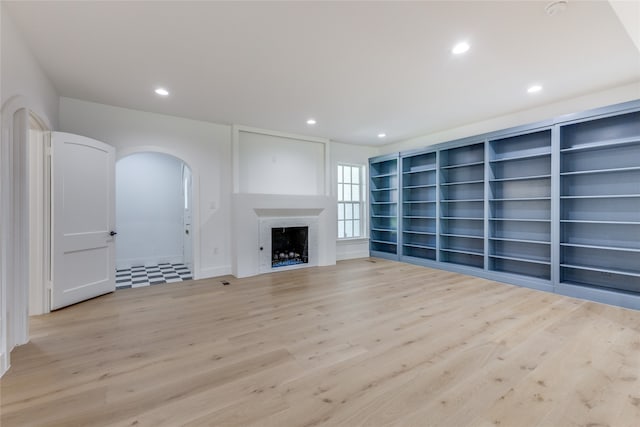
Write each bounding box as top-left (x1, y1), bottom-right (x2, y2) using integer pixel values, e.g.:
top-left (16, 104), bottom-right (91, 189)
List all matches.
top-left (338, 164), bottom-right (364, 239)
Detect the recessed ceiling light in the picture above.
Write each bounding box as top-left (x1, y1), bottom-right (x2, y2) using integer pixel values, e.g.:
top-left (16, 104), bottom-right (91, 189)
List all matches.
top-left (306, 118), bottom-right (316, 125)
top-left (378, 133), bottom-right (387, 138)
top-left (155, 88), bottom-right (169, 96)
top-left (452, 41), bottom-right (470, 55)
top-left (527, 85), bottom-right (543, 94)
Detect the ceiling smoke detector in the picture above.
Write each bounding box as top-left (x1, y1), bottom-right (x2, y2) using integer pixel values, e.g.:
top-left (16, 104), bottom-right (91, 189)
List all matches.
top-left (545, 1), bottom-right (568, 16)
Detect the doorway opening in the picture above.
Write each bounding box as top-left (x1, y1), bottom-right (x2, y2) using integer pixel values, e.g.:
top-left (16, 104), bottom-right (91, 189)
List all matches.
top-left (114, 152), bottom-right (193, 289)
top-left (27, 112), bottom-right (51, 315)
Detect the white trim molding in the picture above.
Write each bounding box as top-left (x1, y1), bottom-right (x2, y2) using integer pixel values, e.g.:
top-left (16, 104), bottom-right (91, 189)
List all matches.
top-left (231, 124), bottom-right (331, 195)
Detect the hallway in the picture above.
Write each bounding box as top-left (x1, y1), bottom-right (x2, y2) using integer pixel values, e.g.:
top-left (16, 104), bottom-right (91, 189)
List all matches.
top-left (115, 263), bottom-right (192, 289)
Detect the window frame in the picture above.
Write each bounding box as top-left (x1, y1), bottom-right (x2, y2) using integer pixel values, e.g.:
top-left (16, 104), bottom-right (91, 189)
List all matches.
top-left (337, 163), bottom-right (366, 240)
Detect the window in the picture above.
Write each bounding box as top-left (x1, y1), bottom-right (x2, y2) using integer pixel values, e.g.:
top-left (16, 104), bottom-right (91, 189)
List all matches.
top-left (337, 164), bottom-right (365, 239)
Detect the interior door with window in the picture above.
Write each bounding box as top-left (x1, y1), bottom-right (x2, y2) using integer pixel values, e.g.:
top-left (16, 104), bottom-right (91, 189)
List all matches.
top-left (51, 132), bottom-right (116, 310)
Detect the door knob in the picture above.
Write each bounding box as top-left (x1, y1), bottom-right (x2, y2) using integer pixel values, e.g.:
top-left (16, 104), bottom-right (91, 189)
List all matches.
top-left (110, 231), bottom-right (118, 236)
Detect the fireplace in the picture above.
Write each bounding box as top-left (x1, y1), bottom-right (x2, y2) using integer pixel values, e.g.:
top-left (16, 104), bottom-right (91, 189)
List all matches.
top-left (259, 216), bottom-right (319, 273)
top-left (271, 226), bottom-right (309, 268)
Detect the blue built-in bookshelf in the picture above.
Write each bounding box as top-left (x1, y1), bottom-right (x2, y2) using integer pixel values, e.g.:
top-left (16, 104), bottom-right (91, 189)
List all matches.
top-left (369, 153), bottom-right (399, 259)
top-left (369, 100), bottom-right (640, 310)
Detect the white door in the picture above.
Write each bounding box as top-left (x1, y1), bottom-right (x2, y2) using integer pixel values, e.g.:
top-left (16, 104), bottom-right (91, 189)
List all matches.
top-left (182, 164), bottom-right (193, 272)
top-left (51, 132), bottom-right (116, 310)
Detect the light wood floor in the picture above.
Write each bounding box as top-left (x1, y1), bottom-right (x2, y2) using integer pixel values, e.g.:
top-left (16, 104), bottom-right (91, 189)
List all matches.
top-left (2, 258), bottom-right (639, 426)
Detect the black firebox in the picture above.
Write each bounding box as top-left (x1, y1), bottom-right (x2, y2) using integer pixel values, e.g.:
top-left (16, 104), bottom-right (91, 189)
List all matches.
top-left (272, 226), bottom-right (309, 268)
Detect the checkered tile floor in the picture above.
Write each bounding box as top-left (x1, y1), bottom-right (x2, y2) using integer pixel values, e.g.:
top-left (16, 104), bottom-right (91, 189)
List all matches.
top-left (116, 263), bottom-right (192, 289)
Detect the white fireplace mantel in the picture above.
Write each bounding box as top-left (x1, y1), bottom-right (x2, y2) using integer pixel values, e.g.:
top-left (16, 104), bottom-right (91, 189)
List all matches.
top-left (254, 208), bottom-right (324, 217)
top-left (231, 193), bottom-right (337, 278)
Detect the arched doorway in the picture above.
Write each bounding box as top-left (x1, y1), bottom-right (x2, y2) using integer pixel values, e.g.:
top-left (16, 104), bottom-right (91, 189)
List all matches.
top-left (114, 152), bottom-right (193, 289)
top-left (1, 96), bottom-right (54, 372)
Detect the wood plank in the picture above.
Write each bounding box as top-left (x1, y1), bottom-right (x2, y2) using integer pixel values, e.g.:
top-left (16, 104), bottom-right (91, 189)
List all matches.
top-left (1, 258), bottom-right (639, 426)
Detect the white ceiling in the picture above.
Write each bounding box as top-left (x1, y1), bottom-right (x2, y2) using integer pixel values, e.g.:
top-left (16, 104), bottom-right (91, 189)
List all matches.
top-left (4, 1), bottom-right (640, 146)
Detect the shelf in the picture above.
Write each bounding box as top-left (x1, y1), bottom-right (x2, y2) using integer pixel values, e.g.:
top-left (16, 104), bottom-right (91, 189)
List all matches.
top-left (560, 165), bottom-right (640, 176)
top-left (403, 200), bottom-right (436, 204)
top-left (440, 233), bottom-right (483, 240)
top-left (560, 135), bottom-right (640, 153)
top-left (440, 179), bottom-right (484, 186)
top-left (490, 239), bottom-right (550, 264)
top-left (402, 152), bottom-right (436, 177)
top-left (490, 174), bottom-right (551, 183)
top-left (489, 237), bottom-right (549, 245)
top-left (489, 254), bottom-right (550, 266)
top-left (371, 173), bottom-right (398, 179)
top-left (490, 130), bottom-right (551, 166)
top-left (441, 233), bottom-right (484, 255)
top-left (491, 178), bottom-right (550, 200)
top-left (404, 230), bottom-right (436, 236)
top-left (403, 215), bottom-right (437, 219)
top-left (371, 215), bottom-right (396, 218)
top-left (440, 248), bottom-right (484, 256)
top-left (403, 167), bottom-right (436, 174)
top-left (403, 243), bottom-right (436, 250)
top-left (441, 216), bottom-right (483, 221)
top-left (371, 187), bottom-right (397, 192)
top-left (440, 160), bottom-right (484, 170)
top-left (561, 243), bottom-right (640, 253)
top-left (490, 198), bottom-right (550, 221)
top-left (490, 218), bottom-right (551, 223)
top-left (403, 184), bottom-right (436, 189)
top-left (561, 222), bottom-right (639, 250)
top-left (370, 239), bottom-right (397, 245)
top-left (441, 199), bottom-right (484, 203)
top-left (371, 227), bottom-right (396, 232)
top-left (371, 201), bottom-right (397, 205)
top-left (560, 264), bottom-right (640, 278)
top-left (491, 257), bottom-right (550, 280)
top-left (561, 194), bottom-right (640, 199)
top-left (490, 151), bottom-right (551, 163)
top-left (490, 197), bottom-right (550, 202)
top-left (561, 269), bottom-right (640, 294)
top-left (402, 245), bottom-right (436, 260)
top-left (560, 219), bottom-right (640, 225)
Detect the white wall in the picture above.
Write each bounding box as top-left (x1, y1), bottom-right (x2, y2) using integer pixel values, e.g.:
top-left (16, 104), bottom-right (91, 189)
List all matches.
top-left (237, 130), bottom-right (326, 196)
top-left (379, 82), bottom-right (640, 155)
top-left (330, 141), bottom-right (379, 260)
top-left (1, 9), bottom-right (58, 129)
top-left (59, 97), bottom-right (232, 279)
top-left (1, 6), bottom-right (60, 377)
top-left (116, 152), bottom-right (185, 269)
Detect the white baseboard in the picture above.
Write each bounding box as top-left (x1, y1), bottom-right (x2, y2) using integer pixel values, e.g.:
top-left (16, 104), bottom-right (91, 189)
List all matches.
top-left (196, 265), bottom-right (232, 280)
top-left (336, 250), bottom-right (370, 261)
top-left (0, 352), bottom-right (8, 378)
